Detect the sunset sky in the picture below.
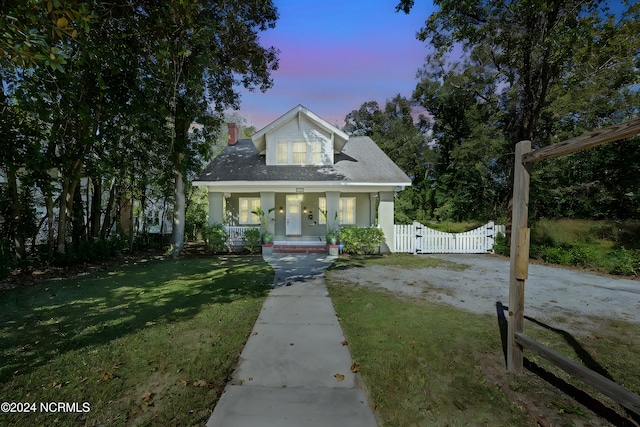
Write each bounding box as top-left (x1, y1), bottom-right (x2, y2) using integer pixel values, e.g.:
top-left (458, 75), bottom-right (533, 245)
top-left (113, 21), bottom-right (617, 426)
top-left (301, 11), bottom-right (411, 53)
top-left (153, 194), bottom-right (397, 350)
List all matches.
top-left (232, 0), bottom-right (436, 130)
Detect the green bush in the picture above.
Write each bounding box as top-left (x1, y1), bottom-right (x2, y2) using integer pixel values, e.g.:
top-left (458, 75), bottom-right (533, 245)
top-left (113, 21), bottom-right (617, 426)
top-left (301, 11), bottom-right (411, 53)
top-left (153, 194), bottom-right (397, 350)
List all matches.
top-left (54, 235), bottom-right (127, 267)
top-left (608, 248), bottom-right (640, 276)
top-left (204, 224), bottom-right (228, 253)
top-left (542, 246), bottom-right (573, 265)
top-left (493, 232), bottom-right (509, 256)
top-left (340, 227), bottom-right (385, 255)
top-left (568, 245), bottom-right (595, 267)
top-left (243, 228), bottom-right (261, 254)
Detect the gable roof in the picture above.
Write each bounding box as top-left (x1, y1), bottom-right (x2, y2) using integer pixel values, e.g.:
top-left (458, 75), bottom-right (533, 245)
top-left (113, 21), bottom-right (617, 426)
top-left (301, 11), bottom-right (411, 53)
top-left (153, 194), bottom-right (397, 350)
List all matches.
top-left (251, 104), bottom-right (349, 154)
top-left (193, 136), bottom-right (411, 189)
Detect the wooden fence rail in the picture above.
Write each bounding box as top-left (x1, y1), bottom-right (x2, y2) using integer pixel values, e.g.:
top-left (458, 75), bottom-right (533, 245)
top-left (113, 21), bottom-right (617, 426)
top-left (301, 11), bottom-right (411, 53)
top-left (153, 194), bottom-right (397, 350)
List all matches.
top-left (508, 116), bottom-right (640, 416)
top-left (516, 333), bottom-right (640, 415)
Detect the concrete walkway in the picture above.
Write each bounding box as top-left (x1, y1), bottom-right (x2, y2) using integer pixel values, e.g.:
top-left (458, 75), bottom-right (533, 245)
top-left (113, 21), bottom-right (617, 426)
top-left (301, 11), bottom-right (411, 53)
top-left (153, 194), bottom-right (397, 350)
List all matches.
top-left (206, 254), bottom-right (378, 427)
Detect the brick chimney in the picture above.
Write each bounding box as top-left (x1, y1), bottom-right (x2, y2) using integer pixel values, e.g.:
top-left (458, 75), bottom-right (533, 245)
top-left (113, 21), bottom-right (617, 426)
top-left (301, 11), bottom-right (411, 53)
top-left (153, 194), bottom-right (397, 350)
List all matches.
top-left (227, 123), bottom-right (238, 146)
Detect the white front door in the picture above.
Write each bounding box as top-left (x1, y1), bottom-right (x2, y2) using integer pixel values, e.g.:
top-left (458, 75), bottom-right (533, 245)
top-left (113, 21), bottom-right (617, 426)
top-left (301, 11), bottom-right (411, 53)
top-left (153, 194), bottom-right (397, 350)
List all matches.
top-left (286, 195), bottom-right (302, 236)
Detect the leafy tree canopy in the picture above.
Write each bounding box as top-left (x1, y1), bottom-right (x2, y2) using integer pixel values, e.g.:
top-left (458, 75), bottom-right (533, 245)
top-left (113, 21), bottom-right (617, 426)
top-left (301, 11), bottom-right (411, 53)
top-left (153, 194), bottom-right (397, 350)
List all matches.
top-left (395, 0), bottom-right (639, 221)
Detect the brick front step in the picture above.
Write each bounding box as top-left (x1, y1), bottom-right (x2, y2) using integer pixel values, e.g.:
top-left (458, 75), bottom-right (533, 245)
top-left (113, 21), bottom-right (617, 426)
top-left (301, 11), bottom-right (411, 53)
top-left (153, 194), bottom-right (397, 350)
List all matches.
top-left (273, 245), bottom-right (327, 254)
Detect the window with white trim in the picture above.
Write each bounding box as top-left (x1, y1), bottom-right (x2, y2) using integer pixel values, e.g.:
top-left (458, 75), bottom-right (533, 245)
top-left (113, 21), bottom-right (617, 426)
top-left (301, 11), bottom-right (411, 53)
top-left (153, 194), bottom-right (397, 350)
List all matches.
top-left (292, 142), bottom-right (306, 164)
top-left (311, 141), bottom-right (322, 163)
top-left (239, 198), bottom-right (260, 224)
top-left (339, 197), bottom-right (356, 224)
top-left (318, 197), bottom-right (327, 224)
top-left (318, 197), bottom-right (356, 225)
top-left (274, 141), bottom-right (325, 165)
top-left (277, 141), bottom-right (288, 164)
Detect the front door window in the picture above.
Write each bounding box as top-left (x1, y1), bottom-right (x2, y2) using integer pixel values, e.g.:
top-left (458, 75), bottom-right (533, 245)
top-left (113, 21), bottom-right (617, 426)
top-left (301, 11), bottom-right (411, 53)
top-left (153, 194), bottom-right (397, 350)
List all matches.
top-left (286, 195), bottom-right (302, 235)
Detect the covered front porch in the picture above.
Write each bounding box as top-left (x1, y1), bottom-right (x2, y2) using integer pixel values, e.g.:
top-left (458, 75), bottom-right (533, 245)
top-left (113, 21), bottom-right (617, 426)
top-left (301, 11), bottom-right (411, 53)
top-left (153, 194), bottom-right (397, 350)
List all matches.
top-left (226, 228), bottom-right (329, 253)
top-left (206, 187), bottom-right (397, 253)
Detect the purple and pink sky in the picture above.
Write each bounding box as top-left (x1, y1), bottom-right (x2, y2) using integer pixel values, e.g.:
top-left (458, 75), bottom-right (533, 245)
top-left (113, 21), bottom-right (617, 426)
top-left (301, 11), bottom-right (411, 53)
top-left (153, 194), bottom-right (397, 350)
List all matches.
top-left (232, 0), bottom-right (436, 130)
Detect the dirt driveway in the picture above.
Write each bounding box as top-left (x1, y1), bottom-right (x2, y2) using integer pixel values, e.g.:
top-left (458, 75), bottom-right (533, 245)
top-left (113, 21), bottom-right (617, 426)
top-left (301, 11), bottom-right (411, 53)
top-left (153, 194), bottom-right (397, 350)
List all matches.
top-left (330, 254), bottom-right (640, 333)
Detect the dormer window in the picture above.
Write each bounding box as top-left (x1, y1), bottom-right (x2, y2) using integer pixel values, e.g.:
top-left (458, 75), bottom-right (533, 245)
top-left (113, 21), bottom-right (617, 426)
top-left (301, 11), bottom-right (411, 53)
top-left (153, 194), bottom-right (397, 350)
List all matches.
top-left (256, 105), bottom-right (349, 166)
top-left (293, 142), bottom-right (306, 164)
top-left (276, 141), bottom-right (323, 165)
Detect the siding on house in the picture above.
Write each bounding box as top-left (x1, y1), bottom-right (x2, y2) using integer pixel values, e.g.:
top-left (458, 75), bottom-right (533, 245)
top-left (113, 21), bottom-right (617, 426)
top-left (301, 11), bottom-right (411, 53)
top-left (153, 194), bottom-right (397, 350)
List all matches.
top-left (265, 115), bottom-right (334, 166)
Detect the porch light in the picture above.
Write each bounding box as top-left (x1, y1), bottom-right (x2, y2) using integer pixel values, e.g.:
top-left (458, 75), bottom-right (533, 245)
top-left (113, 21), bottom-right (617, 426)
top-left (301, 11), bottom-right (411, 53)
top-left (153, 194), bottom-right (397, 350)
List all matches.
top-left (303, 207), bottom-right (307, 213)
top-left (279, 206), bottom-right (284, 213)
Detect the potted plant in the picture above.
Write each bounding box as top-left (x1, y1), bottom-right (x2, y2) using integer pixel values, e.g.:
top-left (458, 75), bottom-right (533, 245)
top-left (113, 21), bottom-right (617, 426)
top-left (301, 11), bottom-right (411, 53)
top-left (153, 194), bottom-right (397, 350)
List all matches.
top-left (326, 232), bottom-right (337, 245)
top-left (262, 231), bottom-right (274, 245)
top-left (252, 207), bottom-right (275, 247)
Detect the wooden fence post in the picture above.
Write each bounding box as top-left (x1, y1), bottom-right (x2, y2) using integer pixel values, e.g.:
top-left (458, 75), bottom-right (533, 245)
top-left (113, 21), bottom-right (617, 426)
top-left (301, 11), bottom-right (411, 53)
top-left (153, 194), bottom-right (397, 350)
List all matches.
top-left (508, 140), bottom-right (531, 373)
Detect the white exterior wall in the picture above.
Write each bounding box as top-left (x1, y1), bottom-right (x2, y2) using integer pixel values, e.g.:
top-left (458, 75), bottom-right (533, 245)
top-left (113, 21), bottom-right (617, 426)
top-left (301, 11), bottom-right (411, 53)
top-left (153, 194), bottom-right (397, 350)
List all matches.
top-left (265, 115), bottom-right (333, 166)
top-left (378, 191), bottom-right (395, 253)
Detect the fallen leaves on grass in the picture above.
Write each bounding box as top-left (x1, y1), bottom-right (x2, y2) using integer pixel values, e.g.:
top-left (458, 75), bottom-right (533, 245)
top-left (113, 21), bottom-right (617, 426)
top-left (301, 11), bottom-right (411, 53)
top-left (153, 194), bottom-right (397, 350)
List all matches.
top-left (101, 372), bottom-right (114, 382)
top-left (350, 362), bottom-right (359, 373)
top-left (341, 339), bottom-right (348, 346)
top-left (193, 379), bottom-right (214, 388)
top-left (142, 392), bottom-right (154, 402)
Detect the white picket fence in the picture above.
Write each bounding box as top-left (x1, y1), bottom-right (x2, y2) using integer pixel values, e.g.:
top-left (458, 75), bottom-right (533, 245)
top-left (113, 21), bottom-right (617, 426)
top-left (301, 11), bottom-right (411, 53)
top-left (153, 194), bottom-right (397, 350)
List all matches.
top-left (394, 221), bottom-right (505, 254)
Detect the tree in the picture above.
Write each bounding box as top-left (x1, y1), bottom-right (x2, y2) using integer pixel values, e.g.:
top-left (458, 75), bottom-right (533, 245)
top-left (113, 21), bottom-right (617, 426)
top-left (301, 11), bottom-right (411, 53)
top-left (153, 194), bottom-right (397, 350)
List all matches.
top-left (0, 0), bottom-right (280, 267)
top-left (397, 0), bottom-right (631, 143)
top-left (134, 0), bottom-right (279, 257)
top-left (0, 0), bottom-right (92, 71)
top-left (397, 0), bottom-right (639, 222)
top-left (344, 95), bottom-right (436, 223)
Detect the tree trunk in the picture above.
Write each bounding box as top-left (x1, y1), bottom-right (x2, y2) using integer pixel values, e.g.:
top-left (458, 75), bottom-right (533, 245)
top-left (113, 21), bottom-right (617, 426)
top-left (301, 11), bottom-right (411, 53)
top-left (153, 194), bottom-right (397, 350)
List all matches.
top-left (6, 166), bottom-right (25, 260)
top-left (71, 183), bottom-right (85, 250)
top-left (169, 110), bottom-right (189, 258)
top-left (90, 177), bottom-right (102, 239)
top-left (170, 152), bottom-right (186, 257)
top-left (101, 177), bottom-right (117, 239)
top-left (45, 193), bottom-right (55, 261)
top-left (56, 159), bottom-right (82, 254)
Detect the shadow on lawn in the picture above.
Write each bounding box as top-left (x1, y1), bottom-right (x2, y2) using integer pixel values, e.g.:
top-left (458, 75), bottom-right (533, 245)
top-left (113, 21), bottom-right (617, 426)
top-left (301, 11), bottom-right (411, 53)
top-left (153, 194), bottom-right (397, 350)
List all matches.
top-left (0, 255), bottom-right (273, 383)
top-left (495, 302), bottom-right (640, 425)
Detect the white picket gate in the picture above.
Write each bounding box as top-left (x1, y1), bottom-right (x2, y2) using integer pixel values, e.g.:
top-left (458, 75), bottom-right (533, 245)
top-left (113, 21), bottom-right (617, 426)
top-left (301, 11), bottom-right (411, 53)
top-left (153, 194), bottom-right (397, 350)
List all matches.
top-left (394, 221), bottom-right (505, 254)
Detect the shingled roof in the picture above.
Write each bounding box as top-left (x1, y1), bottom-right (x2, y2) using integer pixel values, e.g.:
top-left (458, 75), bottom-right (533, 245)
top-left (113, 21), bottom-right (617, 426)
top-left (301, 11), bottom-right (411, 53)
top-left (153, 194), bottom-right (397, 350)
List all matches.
top-left (194, 136), bottom-right (411, 186)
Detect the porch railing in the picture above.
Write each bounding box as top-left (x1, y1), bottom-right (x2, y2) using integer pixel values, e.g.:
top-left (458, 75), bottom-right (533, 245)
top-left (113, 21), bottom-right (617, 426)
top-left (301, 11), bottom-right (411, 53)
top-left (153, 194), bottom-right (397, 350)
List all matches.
top-left (225, 225), bottom-right (255, 246)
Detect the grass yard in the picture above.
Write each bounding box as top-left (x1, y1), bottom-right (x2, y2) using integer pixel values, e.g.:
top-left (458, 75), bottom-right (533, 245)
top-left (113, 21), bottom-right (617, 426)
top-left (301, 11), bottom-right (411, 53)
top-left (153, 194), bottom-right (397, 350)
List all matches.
top-left (0, 255), bottom-right (273, 426)
top-left (327, 254), bottom-right (640, 426)
top-left (529, 218), bottom-right (640, 276)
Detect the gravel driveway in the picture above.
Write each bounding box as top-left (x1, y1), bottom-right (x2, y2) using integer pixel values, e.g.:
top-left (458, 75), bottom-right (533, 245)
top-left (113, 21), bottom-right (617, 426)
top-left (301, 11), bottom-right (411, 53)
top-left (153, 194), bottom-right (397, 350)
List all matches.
top-left (330, 254), bottom-right (640, 333)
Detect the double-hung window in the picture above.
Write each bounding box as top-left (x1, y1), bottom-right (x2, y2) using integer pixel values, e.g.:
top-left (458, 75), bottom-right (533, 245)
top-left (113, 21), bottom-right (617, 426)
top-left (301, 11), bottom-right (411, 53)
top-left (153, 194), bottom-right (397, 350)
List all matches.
top-left (239, 198), bottom-right (260, 224)
top-left (277, 142), bottom-right (288, 164)
top-left (275, 141), bottom-right (324, 165)
top-left (292, 142), bottom-right (306, 164)
top-left (318, 197), bottom-right (356, 225)
top-left (311, 141), bottom-right (322, 163)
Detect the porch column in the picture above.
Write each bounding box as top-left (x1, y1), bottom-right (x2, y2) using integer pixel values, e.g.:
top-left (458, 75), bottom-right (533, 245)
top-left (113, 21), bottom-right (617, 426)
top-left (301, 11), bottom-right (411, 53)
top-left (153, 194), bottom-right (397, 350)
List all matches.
top-left (260, 192), bottom-right (276, 235)
top-left (378, 191), bottom-right (394, 253)
top-left (370, 193), bottom-right (378, 226)
top-left (325, 191), bottom-right (340, 234)
top-left (208, 192), bottom-right (224, 226)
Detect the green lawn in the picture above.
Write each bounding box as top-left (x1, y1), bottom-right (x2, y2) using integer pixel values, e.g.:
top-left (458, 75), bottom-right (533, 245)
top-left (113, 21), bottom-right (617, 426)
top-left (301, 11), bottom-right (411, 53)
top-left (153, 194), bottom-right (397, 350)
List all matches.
top-left (326, 254), bottom-right (640, 426)
top-left (0, 255), bottom-right (273, 426)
